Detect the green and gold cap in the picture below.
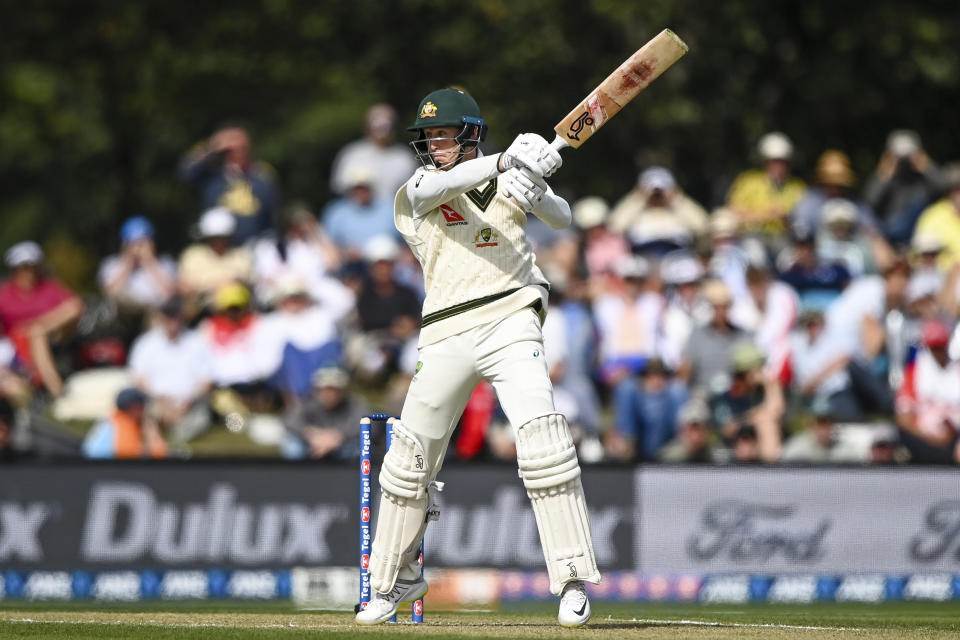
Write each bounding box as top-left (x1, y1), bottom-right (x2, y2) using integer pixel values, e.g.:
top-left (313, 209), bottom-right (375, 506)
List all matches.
top-left (408, 88), bottom-right (483, 131)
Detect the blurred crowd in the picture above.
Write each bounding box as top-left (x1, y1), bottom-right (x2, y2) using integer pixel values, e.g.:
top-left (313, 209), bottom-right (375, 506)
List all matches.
top-left (2, 108), bottom-right (960, 466)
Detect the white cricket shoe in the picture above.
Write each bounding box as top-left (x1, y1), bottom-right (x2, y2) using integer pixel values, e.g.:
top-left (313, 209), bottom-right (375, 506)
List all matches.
top-left (355, 577), bottom-right (428, 625)
top-left (557, 580), bottom-right (591, 627)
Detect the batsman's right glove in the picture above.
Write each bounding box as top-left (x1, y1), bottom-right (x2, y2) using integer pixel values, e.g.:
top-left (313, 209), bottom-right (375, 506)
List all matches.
top-left (499, 133), bottom-right (562, 178)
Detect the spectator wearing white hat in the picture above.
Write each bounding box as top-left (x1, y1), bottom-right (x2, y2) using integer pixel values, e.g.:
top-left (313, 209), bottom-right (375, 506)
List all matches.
top-left (259, 271), bottom-right (353, 403)
top-left (281, 366), bottom-right (369, 460)
top-left (571, 196), bottom-right (629, 279)
top-left (886, 269), bottom-right (949, 392)
top-left (864, 129), bottom-right (943, 244)
top-left (816, 198), bottom-right (890, 276)
top-left (178, 207), bottom-right (253, 309)
top-left (608, 166), bottom-right (708, 254)
top-left (0, 242), bottom-right (83, 397)
top-left (658, 251), bottom-right (710, 370)
top-left (322, 167), bottom-right (399, 259)
top-left (726, 131), bottom-right (807, 239)
top-left (346, 236), bottom-right (421, 383)
top-left (658, 399), bottom-right (720, 463)
top-left (592, 255), bottom-right (664, 386)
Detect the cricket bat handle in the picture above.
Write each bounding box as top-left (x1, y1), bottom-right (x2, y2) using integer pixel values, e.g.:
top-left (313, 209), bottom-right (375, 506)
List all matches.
top-left (550, 135), bottom-right (571, 153)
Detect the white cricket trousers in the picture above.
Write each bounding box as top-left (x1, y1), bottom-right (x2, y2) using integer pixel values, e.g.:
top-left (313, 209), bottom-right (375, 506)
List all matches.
top-left (400, 307), bottom-right (556, 475)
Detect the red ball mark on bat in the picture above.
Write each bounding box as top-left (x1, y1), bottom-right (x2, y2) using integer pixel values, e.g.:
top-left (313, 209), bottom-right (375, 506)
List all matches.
top-left (617, 59), bottom-right (657, 93)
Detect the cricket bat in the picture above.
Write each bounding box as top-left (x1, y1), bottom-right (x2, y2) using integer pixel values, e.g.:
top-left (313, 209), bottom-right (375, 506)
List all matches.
top-left (551, 28), bottom-right (688, 151)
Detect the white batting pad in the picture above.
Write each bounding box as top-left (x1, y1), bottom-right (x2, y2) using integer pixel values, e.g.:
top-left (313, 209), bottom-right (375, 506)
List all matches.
top-left (370, 422), bottom-right (436, 593)
top-left (516, 413), bottom-right (601, 595)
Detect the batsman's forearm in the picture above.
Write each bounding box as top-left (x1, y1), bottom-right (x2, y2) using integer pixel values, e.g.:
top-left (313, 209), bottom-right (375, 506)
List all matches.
top-left (409, 155), bottom-right (502, 216)
top-left (530, 189), bottom-right (572, 229)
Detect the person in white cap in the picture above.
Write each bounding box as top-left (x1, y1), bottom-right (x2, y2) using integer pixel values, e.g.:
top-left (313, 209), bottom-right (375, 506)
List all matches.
top-left (322, 167), bottom-right (398, 258)
top-left (0, 242), bottom-right (84, 397)
top-left (658, 250), bottom-right (710, 370)
top-left (726, 131), bottom-right (807, 239)
top-left (348, 235), bottom-right (421, 383)
top-left (281, 366), bottom-right (369, 459)
top-left (592, 255), bottom-right (664, 386)
top-left (571, 196), bottom-right (629, 278)
top-left (608, 166), bottom-right (708, 252)
top-left (177, 207), bottom-right (253, 310)
top-left (816, 198), bottom-right (888, 277)
top-left (258, 272), bottom-right (353, 403)
top-left (864, 129), bottom-right (943, 244)
top-left (330, 104), bottom-right (418, 202)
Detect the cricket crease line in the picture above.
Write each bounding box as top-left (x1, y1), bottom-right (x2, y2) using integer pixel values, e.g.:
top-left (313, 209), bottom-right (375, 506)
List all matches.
top-left (609, 617), bottom-right (864, 632)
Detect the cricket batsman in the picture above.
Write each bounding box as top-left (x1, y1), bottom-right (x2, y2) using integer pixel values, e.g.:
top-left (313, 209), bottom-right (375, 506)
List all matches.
top-left (356, 88), bottom-right (600, 628)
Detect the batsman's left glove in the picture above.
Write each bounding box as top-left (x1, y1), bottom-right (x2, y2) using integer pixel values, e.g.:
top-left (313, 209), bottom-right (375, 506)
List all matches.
top-left (503, 167), bottom-right (548, 211)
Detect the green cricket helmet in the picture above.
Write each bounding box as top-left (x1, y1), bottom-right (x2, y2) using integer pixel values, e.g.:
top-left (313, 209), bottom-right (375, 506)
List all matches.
top-left (409, 88), bottom-right (487, 169)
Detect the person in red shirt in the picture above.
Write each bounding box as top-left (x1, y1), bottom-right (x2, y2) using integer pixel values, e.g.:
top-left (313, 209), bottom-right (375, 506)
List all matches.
top-left (0, 242), bottom-right (84, 397)
top-left (895, 318), bottom-right (960, 463)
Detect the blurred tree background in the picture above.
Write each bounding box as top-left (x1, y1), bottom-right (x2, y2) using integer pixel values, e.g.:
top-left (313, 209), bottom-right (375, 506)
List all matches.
top-left (2, 0), bottom-right (959, 290)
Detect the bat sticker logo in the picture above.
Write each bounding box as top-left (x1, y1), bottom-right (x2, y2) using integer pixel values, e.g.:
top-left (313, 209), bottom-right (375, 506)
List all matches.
top-left (566, 111), bottom-right (595, 141)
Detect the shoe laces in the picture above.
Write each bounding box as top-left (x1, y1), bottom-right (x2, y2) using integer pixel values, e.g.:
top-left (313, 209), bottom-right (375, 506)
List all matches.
top-left (561, 581), bottom-right (587, 607)
top-left (365, 592), bottom-right (397, 614)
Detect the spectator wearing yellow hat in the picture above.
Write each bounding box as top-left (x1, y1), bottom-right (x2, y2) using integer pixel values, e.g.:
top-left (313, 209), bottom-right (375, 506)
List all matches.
top-left (198, 282), bottom-right (275, 411)
top-left (792, 150), bottom-right (882, 235)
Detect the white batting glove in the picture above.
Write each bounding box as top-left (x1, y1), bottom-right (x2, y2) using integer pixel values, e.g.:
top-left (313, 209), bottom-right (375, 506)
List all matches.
top-left (503, 167), bottom-right (548, 211)
top-left (499, 133), bottom-right (562, 178)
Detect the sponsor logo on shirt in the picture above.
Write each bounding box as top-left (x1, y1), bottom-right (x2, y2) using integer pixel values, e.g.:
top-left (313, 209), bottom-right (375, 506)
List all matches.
top-left (440, 204), bottom-right (467, 226)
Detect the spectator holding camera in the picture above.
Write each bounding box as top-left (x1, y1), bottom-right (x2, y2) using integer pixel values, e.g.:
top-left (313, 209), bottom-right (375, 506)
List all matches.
top-left (864, 129), bottom-right (942, 244)
top-left (98, 216), bottom-right (177, 311)
top-left (179, 123), bottom-right (279, 245)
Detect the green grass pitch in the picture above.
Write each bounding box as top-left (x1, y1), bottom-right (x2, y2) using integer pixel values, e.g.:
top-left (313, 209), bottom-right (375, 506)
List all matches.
top-left (1, 601), bottom-right (958, 639)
